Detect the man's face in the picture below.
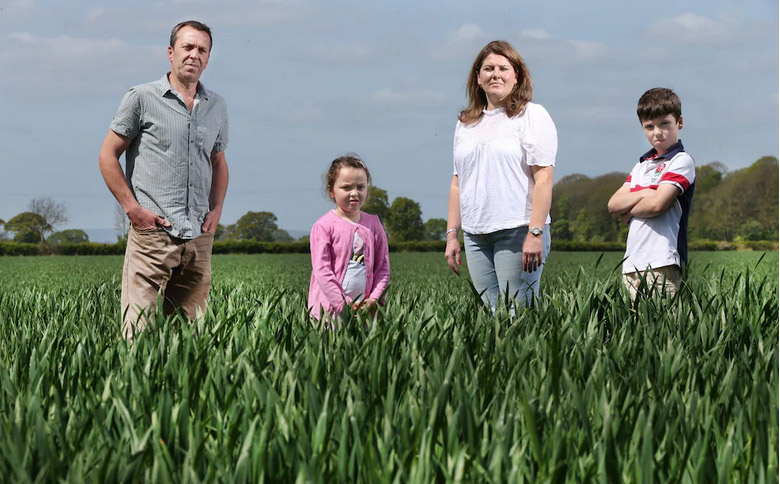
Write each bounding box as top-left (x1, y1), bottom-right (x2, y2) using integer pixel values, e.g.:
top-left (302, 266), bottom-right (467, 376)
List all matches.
top-left (168, 26), bottom-right (211, 84)
top-left (641, 113), bottom-right (683, 156)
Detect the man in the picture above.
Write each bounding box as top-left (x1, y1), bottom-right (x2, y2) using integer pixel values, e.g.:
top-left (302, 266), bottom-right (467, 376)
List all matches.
top-left (99, 20), bottom-right (229, 340)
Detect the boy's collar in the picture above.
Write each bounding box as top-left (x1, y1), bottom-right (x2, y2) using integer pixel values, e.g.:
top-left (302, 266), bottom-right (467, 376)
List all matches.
top-left (640, 140), bottom-right (685, 162)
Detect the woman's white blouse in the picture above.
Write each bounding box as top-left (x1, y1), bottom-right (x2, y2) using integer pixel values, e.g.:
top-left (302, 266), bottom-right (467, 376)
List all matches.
top-left (453, 102), bottom-right (557, 234)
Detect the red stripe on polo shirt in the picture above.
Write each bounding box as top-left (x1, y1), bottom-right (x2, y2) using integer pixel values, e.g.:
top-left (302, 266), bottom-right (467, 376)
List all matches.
top-left (660, 172), bottom-right (691, 190)
top-left (630, 185), bottom-right (659, 192)
top-left (626, 174), bottom-right (632, 183)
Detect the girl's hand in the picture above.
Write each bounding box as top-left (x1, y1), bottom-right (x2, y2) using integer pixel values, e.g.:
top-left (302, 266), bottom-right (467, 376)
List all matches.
top-left (445, 237), bottom-right (461, 275)
top-left (522, 233), bottom-right (543, 273)
top-left (353, 298), bottom-right (378, 311)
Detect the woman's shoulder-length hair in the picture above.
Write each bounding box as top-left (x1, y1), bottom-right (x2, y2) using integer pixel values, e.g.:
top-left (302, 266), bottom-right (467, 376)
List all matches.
top-left (458, 40), bottom-right (533, 125)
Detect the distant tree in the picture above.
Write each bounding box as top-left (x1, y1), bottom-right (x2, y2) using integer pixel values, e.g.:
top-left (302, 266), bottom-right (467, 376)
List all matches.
top-left (214, 223), bottom-right (226, 241)
top-left (226, 211), bottom-right (278, 241)
top-left (363, 186), bottom-right (390, 222)
top-left (550, 193), bottom-right (572, 240)
top-left (737, 220), bottom-right (768, 241)
top-left (297, 235), bottom-right (310, 245)
top-left (695, 162), bottom-right (727, 195)
top-left (28, 197), bottom-right (68, 243)
top-left (272, 229), bottom-right (294, 242)
top-left (572, 208), bottom-right (592, 242)
top-left (114, 202), bottom-right (130, 242)
top-left (551, 172), bottom-right (626, 242)
top-left (424, 218), bottom-right (447, 241)
top-left (49, 229), bottom-right (90, 244)
top-left (690, 156), bottom-right (778, 241)
top-left (387, 197), bottom-right (424, 241)
top-left (550, 219), bottom-right (571, 240)
top-left (6, 212), bottom-right (48, 243)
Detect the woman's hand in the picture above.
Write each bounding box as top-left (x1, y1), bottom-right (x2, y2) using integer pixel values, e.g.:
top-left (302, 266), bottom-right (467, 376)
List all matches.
top-left (522, 232), bottom-right (543, 272)
top-left (445, 237), bottom-right (461, 275)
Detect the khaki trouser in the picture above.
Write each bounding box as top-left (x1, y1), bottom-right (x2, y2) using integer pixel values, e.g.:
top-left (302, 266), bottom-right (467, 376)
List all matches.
top-left (121, 226), bottom-right (214, 341)
top-left (622, 264), bottom-right (682, 300)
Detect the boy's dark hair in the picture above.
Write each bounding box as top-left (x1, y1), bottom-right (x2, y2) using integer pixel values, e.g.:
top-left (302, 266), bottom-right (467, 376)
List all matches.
top-left (637, 87), bottom-right (681, 122)
top-left (170, 20), bottom-right (213, 50)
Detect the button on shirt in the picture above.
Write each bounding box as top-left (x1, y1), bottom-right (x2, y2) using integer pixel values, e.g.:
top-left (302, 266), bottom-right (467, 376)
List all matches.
top-left (109, 74), bottom-right (229, 239)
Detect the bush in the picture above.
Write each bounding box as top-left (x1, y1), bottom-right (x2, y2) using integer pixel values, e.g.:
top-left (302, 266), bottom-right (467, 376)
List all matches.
top-left (737, 240), bottom-right (778, 251)
top-left (212, 240), bottom-right (310, 254)
top-left (688, 240), bottom-right (721, 251)
top-left (56, 243), bottom-right (125, 255)
top-left (389, 241), bottom-right (445, 252)
top-left (551, 240), bottom-right (624, 251)
top-left (0, 242), bottom-right (39, 256)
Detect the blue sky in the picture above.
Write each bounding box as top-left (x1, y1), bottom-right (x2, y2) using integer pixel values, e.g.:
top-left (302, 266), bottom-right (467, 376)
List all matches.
top-left (1, 0), bottom-right (777, 241)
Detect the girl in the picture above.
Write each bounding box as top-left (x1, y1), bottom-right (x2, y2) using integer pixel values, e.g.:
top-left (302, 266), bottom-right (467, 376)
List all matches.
top-left (308, 154), bottom-right (390, 322)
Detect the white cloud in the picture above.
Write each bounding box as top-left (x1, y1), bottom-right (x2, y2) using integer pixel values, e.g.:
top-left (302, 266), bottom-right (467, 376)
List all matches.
top-left (281, 102), bottom-right (324, 123)
top-left (7, 0), bottom-right (35, 9)
top-left (570, 39), bottom-right (607, 60)
top-left (646, 12), bottom-right (738, 46)
top-left (85, 7), bottom-right (107, 21)
top-left (199, 1), bottom-right (311, 29)
top-left (432, 23), bottom-right (489, 60)
top-left (521, 29), bottom-right (552, 40)
top-left (559, 104), bottom-right (628, 123)
top-left (370, 87), bottom-right (447, 108)
top-left (305, 41), bottom-right (375, 66)
top-left (0, 32), bottom-right (161, 94)
top-left (452, 24), bottom-right (486, 42)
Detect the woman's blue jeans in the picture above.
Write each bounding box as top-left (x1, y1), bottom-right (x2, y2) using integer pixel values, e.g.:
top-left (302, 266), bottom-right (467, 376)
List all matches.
top-left (463, 225), bottom-right (551, 312)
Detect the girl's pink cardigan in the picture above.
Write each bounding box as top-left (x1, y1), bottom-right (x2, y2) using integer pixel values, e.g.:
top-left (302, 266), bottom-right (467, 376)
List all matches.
top-left (307, 210), bottom-right (390, 319)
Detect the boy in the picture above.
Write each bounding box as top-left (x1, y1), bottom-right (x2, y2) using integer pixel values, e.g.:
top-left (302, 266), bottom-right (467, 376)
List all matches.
top-left (608, 87), bottom-right (695, 298)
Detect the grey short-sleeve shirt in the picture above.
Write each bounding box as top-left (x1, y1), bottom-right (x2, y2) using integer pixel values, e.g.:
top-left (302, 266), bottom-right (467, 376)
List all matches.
top-left (110, 74), bottom-right (229, 239)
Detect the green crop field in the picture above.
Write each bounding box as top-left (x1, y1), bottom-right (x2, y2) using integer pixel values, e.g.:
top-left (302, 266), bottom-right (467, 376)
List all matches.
top-left (0, 252), bottom-right (777, 482)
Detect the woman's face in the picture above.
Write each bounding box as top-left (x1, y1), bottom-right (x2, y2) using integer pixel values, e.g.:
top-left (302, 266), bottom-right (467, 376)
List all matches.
top-left (477, 53), bottom-right (517, 110)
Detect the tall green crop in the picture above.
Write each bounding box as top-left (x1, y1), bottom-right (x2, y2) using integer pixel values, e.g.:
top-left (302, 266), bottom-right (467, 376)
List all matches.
top-left (0, 252), bottom-right (776, 482)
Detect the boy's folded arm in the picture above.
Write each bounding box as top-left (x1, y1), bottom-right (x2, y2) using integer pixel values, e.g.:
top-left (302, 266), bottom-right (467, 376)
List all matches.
top-left (608, 184), bottom-right (650, 214)
top-left (628, 184), bottom-right (680, 218)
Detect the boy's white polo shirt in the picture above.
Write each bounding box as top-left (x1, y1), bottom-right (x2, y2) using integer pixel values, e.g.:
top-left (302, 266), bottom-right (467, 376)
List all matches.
top-left (623, 140), bottom-right (696, 274)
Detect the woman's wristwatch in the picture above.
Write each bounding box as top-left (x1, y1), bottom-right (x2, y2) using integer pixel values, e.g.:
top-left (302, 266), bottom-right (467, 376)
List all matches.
top-left (528, 226), bottom-right (544, 236)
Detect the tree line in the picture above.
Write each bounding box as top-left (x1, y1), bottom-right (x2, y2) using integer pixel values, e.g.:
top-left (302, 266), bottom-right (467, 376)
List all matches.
top-left (2, 156), bottom-right (776, 245)
top-left (212, 187), bottom-right (447, 243)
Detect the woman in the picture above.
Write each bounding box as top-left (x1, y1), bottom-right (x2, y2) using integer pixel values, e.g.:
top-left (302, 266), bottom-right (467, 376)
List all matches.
top-left (445, 40), bottom-right (557, 311)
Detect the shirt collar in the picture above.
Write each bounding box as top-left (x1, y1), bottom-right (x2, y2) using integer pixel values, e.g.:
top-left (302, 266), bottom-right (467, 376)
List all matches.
top-left (158, 73), bottom-right (210, 100)
top-left (482, 106), bottom-right (506, 116)
top-left (639, 140), bottom-right (685, 162)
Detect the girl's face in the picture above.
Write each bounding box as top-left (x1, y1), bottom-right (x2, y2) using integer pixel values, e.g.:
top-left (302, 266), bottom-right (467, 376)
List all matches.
top-left (329, 166), bottom-right (368, 222)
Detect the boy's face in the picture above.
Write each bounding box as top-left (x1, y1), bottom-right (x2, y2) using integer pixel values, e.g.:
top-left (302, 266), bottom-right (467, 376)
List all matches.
top-left (641, 114), bottom-right (683, 156)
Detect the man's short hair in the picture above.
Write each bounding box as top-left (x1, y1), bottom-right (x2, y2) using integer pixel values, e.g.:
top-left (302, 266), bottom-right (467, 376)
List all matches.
top-left (170, 20), bottom-right (213, 50)
top-left (637, 87), bottom-right (681, 122)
